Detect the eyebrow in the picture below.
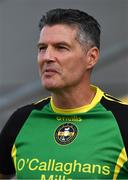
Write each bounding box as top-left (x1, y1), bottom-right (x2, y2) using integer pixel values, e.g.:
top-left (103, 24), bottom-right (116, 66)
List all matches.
top-left (37, 43), bottom-right (45, 48)
top-left (37, 41), bottom-right (71, 48)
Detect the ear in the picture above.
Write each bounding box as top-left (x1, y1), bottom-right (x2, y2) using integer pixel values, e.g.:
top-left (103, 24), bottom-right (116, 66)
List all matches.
top-left (86, 47), bottom-right (99, 70)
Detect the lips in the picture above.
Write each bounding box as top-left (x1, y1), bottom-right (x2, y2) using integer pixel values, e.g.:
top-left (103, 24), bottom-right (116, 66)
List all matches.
top-left (43, 68), bottom-right (58, 77)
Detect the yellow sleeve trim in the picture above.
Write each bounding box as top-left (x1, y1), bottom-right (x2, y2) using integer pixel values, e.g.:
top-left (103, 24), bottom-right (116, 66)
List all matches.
top-left (104, 93), bottom-right (128, 105)
top-left (121, 96), bottom-right (128, 104)
top-left (51, 86), bottom-right (104, 114)
top-left (11, 144), bottom-right (17, 171)
top-left (34, 96), bottom-right (51, 105)
top-left (113, 148), bottom-right (128, 180)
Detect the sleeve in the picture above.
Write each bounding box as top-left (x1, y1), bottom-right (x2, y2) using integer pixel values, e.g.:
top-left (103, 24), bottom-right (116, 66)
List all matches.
top-left (0, 104), bottom-right (34, 175)
top-left (101, 97), bottom-right (128, 157)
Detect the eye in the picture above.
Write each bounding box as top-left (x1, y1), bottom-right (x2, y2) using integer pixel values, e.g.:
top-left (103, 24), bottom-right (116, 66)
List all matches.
top-left (37, 44), bottom-right (47, 52)
top-left (59, 46), bottom-right (66, 49)
top-left (56, 45), bottom-right (69, 51)
top-left (38, 46), bottom-right (47, 52)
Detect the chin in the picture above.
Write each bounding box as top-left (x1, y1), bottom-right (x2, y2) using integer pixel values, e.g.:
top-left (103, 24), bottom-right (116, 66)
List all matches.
top-left (43, 83), bottom-right (64, 93)
top-left (42, 78), bottom-right (64, 92)
top-left (43, 82), bottom-right (58, 91)
top-left (44, 86), bottom-right (55, 91)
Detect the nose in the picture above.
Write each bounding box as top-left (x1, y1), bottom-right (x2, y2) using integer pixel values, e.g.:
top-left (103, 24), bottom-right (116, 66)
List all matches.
top-left (43, 47), bottom-right (56, 62)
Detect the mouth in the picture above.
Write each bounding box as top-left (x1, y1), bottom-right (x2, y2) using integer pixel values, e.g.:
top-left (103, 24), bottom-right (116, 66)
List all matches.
top-left (43, 68), bottom-right (58, 77)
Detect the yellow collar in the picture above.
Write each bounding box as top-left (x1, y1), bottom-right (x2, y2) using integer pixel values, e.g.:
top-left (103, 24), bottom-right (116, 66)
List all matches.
top-left (50, 86), bottom-right (104, 114)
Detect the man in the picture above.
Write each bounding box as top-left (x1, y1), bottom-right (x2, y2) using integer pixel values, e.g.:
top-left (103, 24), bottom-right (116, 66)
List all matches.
top-left (0, 8), bottom-right (128, 179)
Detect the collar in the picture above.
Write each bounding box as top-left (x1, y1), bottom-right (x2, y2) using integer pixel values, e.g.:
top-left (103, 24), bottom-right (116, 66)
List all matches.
top-left (50, 85), bottom-right (104, 114)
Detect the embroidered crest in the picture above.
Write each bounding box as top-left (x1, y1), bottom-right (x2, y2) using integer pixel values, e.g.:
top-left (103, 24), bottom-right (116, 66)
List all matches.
top-left (55, 123), bottom-right (77, 145)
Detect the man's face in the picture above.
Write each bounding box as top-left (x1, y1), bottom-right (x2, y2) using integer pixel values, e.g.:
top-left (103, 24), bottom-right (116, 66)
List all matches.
top-left (37, 24), bottom-right (94, 92)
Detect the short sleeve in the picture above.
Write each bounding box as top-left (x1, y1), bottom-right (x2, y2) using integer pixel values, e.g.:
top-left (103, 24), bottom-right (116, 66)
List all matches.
top-left (0, 104), bottom-right (33, 175)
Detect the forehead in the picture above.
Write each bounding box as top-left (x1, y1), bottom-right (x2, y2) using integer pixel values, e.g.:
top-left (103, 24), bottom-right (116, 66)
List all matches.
top-left (39, 24), bottom-right (78, 43)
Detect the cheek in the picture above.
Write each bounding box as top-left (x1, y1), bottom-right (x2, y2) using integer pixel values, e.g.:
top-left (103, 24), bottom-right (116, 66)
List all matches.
top-left (37, 54), bottom-right (41, 64)
top-left (37, 54), bottom-right (43, 67)
top-left (67, 58), bottom-right (85, 73)
top-left (37, 56), bottom-right (43, 75)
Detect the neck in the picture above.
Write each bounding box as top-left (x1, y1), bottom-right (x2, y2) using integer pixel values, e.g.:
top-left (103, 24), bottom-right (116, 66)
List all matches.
top-left (51, 85), bottom-right (96, 109)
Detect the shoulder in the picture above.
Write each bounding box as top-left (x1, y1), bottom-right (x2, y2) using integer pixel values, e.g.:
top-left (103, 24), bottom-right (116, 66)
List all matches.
top-left (100, 93), bottom-right (128, 128)
top-left (0, 97), bottom-right (51, 175)
top-left (100, 93), bottom-right (128, 112)
top-left (1, 96), bottom-right (51, 140)
top-left (100, 93), bottom-right (128, 155)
